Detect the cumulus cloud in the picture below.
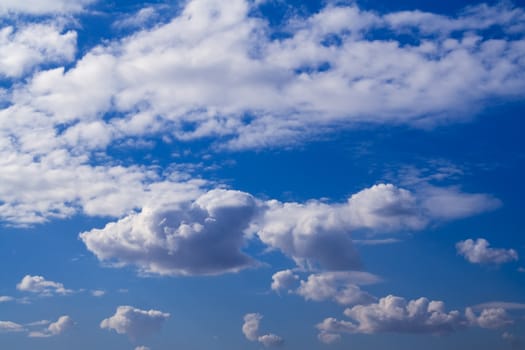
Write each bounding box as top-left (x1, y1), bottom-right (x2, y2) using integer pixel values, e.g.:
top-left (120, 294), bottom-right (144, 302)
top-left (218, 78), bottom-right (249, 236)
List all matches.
top-left (456, 238), bottom-right (519, 265)
top-left (242, 313), bottom-right (283, 347)
top-left (317, 295), bottom-right (515, 340)
top-left (0, 0), bottom-right (96, 15)
top-left (271, 270), bottom-right (379, 306)
top-left (28, 315), bottom-right (74, 338)
top-left (100, 306), bottom-right (170, 339)
top-left (4, 0), bottom-right (523, 150)
top-left (81, 189), bottom-right (259, 276)
top-left (0, 23), bottom-right (76, 78)
top-left (16, 275), bottom-right (73, 296)
top-left (80, 182), bottom-right (499, 276)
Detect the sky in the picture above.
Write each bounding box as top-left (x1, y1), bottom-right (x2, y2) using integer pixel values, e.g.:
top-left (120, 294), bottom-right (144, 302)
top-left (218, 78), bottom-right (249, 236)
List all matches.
top-left (0, 0), bottom-right (524, 349)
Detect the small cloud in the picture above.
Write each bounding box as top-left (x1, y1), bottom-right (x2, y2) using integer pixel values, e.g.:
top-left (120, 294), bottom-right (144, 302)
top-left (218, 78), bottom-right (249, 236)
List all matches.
top-left (100, 306), bottom-right (170, 340)
top-left (16, 275), bottom-right (73, 296)
top-left (0, 296), bottom-right (14, 303)
top-left (28, 315), bottom-right (74, 338)
top-left (91, 290), bottom-right (106, 297)
top-left (456, 238), bottom-right (519, 265)
top-left (243, 313), bottom-right (283, 347)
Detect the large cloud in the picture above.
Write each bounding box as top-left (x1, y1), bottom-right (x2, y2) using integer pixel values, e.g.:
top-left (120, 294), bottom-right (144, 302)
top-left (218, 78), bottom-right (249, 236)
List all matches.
top-left (5, 0), bottom-right (524, 150)
top-left (456, 238), bottom-right (519, 265)
top-left (317, 295), bottom-right (513, 339)
top-left (81, 189), bottom-right (259, 276)
top-left (81, 183), bottom-right (499, 276)
top-left (100, 306), bottom-right (170, 339)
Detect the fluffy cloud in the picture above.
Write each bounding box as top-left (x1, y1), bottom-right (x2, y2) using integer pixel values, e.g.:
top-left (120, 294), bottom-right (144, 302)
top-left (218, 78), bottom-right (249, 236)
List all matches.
top-left (0, 0), bottom-right (95, 15)
top-left (456, 238), bottom-right (519, 265)
top-left (0, 23), bottom-right (76, 78)
top-left (0, 296), bottom-right (13, 302)
top-left (81, 182), bottom-right (498, 276)
top-left (100, 306), bottom-right (170, 339)
top-left (0, 0), bottom-right (522, 157)
top-left (242, 313), bottom-right (283, 347)
top-left (272, 270), bottom-right (379, 306)
top-left (317, 295), bottom-right (515, 340)
top-left (80, 189), bottom-right (259, 276)
top-left (16, 275), bottom-right (72, 296)
top-left (28, 315), bottom-right (74, 338)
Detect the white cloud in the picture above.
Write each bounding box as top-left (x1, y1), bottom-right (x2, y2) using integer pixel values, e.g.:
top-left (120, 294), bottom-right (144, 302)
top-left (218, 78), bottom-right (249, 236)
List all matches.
top-left (0, 321), bottom-right (24, 333)
top-left (80, 189), bottom-right (259, 276)
top-left (456, 238), bottom-right (519, 265)
top-left (466, 307), bottom-right (512, 329)
top-left (271, 270), bottom-right (299, 293)
top-left (91, 290), bottom-right (106, 297)
top-left (80, 182), bottom-right (499, 276)
top-left (0, 296), bottom-right (13, 302)
top-left (242, 313), bottom-right (283, 347)
top-left (1, 0), bottom-right (523, 154)
top-left (317, 295), bottom-right (515, 339)
top-left (295, 271), bottom-right (379, 306)
top-left (0, 23), bottom-right (76, 78)
top-left (0, 0), bottom-right (96, 15)
top-left (16, 275), bottom-right (73, 296)
top-left (100, 306), bottom-right (170, 339)
top-left (135, 347), bottom-right (151, 350)
top-left (28, 315), bottom-right (74, 338)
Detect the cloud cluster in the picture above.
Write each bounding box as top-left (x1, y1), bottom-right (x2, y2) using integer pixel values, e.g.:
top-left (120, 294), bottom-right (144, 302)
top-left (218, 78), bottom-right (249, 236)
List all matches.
top-left (317, 295), bottom-right (514, 341)
top-left (456, 238), bottom-right (519, 265)
top-left (3, 0), bottom-right (523, 151)
top-left (16, 275), bottom-right (72, 296)
top-left (80, 182), bottom-right (498, 276)
top-left (100, 306), bottom-right (170, 339)
top-left (242, 313), bottom-right (283, 347)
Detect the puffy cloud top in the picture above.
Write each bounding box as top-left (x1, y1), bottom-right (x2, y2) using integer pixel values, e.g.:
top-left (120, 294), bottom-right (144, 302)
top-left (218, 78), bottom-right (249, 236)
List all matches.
top-left (100, 306), bottom-right (170, 339)
top-left (456, 238), bottom-right (519, 265)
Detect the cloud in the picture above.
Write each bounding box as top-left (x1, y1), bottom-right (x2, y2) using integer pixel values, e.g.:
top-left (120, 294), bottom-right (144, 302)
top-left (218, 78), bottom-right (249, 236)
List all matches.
top-left (317, 332), bottom-right (341, 344)
top-left (272, 270), bottom-right (379, 306)
top-left (16, 275), bottom-right (73, 296)
top-left (296, 272), bottom-right (379, 306)
top-left (0, 0), bottom-right (96, 15)
top-left (135, 347), bottom-right (151, 350)
top-left (0, 0), bottom-right (522, 161)
top-left (317, 295), bottom-right (515, 339)
top-left (242, 313), bottom-right (283, 347)
top-left (0, 296), bottom-right (13, 302)
top-left (456, 238), bottom-right (519, 264)
top-left (28, 315), bottom-right (74, 338)
top-left (0, 23), bottom-right (77, 78)
top-left (91, 290), bottom-right (106, 297)
top-left (80, 181), bottom-right (499, 276)
top-left (100, 306), bottom-right (170, 339)
top-left (80, 189), bottom-right (259, 276)
top-left (0, 321), bottom-right (24, 333)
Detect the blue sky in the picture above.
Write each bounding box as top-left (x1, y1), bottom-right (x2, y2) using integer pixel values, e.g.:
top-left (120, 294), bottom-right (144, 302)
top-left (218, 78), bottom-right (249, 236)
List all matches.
top-left (0, 0), bottom-right (524, 349)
